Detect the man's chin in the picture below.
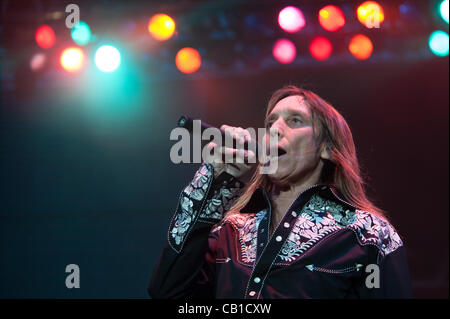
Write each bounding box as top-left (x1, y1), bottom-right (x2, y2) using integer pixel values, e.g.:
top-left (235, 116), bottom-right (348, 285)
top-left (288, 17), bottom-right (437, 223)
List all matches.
top-left (267, 170), bottom-right (290, 185)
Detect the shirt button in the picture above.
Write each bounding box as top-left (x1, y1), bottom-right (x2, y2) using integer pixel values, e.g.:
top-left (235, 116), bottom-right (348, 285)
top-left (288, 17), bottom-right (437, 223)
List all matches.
top-left (276, 236), bottom-right (282, 242)
top-left (249, 291), bottom-right (256, 297)
top-left (283, 222), bottom-right (290, 228)
top-left (260, 243), bottom-right (264, 247)
top-left (260, 228), bottom-right (265, 233)
top-left (291, 211), bottom-right (297, 217)
top-left (253, 277), bottom-right (261, 284)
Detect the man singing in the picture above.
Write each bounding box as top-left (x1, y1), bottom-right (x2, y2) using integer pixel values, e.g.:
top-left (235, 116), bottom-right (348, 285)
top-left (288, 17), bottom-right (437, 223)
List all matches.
top-left (148, 85), bottom-right (412, 299)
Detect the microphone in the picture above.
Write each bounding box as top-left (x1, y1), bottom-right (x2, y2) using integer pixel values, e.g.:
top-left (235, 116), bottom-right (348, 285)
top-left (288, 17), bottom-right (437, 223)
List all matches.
top-left (177, 115), bottom-right (216, 134)
top-left (177, 115), bottom-right (259, 153)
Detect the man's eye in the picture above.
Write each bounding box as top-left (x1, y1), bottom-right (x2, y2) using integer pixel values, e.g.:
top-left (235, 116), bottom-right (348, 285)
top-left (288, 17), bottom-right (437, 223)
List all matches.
top-left (291, 118), bottom-right (302, 124)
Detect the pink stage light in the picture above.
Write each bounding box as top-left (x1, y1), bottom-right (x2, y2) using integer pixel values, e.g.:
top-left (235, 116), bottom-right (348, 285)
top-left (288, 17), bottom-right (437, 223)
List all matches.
top-left (273, 39), bottom-right (297, 64)
top-left (278, 6), bottom-right (306, 33)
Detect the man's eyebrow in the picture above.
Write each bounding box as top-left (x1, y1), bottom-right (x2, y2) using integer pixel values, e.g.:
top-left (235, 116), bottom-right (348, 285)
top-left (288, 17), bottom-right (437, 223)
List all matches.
top-left (266, 108), bottom-right (309, 122)
top-left (287, 109), bottom-right (309, 119)
top-left (266, 113), bottom-right (277, 122)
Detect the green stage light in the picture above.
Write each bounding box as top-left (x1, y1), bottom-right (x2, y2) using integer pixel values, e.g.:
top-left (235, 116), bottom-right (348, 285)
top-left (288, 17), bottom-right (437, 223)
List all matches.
top-left (441, 0), bottom-right (449, 24)
top-left (429, 30), bottom-right (449, 57)
top-left (95, 45), bottom-right (121, 72)
top-left (71, 21), bottom-right (91, 46)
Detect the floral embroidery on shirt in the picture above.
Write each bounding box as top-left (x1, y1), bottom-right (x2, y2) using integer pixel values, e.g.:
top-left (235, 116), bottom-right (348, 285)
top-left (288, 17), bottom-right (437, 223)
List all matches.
top-left (350, 210), bottom-right (403, 256)
top-left (277, 195), bottom-right (403, 263)
top-left (278, 195), bottom-right (351, 262)
top-left (169, 163), bottom-right (245, 252)
top-left (200, 185), bottom-right (243, 220)
top-left (225, 210), bottom-right (267, 264)
top-left (183, 164), bottom-right (211, 201)
top-left (208, 189), bottom-right (403, 266)
top-left (169, 164), bottom-right (213, 250)
top-left (171, 197), bottom-right (194, 245)
top-left (211, 224), bottom-right (222, 234)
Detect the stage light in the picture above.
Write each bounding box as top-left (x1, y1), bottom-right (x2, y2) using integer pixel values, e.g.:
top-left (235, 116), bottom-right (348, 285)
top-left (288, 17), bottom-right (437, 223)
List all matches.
top-left (175, 48), bottom-right (201, 73)
top-left (318, 5), bottom-right (345, 32)
top-left (348, 34), bottom-right (373, 60)
top-left (95, 45), bottom-right (121, 72)
top-left (278, 6), bottom-right (306, 33)
top-left (60, 47), bottom-right (84, 72)
top-left (440, 0), bottom-right (449, 24)
top-left (148, 14), bottom-right (176, 41)
top-left (35, 25), bottom-right (55, 49)
top-left (30, 53), bottom-right (46, 71)
top-left (309, 36), bottom-right (332, 61)
top-left (273, 39), bottom-right (296, 64)
top-left (357, 1), bottom-right (385, 28)
top-left (71, 21), bottom-right (91, 46)
top-left (429, 30), bottom-right (449, 56)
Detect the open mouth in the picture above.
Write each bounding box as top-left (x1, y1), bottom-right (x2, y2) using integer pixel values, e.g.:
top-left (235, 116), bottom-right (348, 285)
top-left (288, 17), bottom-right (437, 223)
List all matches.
top-left (277, 146), bottom-right (287, 157)
top-left (266, 145), bottom-right (287, 160)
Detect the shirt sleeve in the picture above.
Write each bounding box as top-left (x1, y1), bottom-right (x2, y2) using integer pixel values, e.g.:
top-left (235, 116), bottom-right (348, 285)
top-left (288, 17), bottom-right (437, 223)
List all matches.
top-left (353, 245), bottom-right (413, 299)
top-left (147, 163), bottom-right (244, 299)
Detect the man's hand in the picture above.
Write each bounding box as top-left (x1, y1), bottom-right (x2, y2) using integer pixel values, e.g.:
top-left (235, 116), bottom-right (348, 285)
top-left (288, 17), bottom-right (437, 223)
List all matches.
top-left (204, 125), bottom-right (257, 180)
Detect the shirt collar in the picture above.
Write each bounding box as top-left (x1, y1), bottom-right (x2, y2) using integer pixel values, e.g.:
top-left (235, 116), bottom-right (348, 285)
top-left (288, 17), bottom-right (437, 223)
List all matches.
top-left (240, 184), bottom-right (337, 213)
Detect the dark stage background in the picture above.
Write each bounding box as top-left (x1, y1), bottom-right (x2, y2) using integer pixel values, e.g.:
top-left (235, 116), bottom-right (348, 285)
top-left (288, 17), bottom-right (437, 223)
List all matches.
top-left (0, 0), bottom-right (448, 298)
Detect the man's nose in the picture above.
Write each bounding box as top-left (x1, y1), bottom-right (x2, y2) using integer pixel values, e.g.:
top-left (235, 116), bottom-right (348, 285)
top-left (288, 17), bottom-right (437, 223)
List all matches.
top-left (269, 118), bottom-right (285, 139)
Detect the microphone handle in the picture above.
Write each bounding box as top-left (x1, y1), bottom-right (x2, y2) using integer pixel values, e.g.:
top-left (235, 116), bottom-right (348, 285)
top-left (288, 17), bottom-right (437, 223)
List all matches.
top-left (177, 115), bottom-right (258, 153)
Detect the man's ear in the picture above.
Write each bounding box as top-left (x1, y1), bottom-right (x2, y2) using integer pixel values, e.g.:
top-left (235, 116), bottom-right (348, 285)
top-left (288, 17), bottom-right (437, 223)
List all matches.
top-left (320, 144), bottom-right (331, 160)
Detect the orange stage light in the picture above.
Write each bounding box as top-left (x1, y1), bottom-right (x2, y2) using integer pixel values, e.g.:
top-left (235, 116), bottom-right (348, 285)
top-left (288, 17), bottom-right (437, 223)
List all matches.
top-left (175, 48), bottom-right (201, 73)
top-left (318, 5), bottom-right (345, 32)
top-left (348, 34), bottom-right (373, 60)
top-left (148, 14), bottom-right (176, 41)
top-left (60, 47), bottom-right (84, 72)
top-left (357, 1), bottom-right (385, 28)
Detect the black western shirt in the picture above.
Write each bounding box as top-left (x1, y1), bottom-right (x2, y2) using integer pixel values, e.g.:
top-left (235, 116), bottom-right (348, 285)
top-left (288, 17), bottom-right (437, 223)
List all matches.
top-left (148, 163), bottom-right (412, 299)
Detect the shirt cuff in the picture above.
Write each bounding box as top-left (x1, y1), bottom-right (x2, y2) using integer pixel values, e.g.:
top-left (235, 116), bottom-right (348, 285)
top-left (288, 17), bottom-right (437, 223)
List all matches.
top-left (168, 163), bottom-right (245, 253)
top-left (198, 168), bottom-right (245, 223)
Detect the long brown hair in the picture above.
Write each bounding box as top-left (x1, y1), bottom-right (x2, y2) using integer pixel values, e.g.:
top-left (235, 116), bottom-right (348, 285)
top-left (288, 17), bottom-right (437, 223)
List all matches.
top-left (228, 85), bottom-right (386, 220)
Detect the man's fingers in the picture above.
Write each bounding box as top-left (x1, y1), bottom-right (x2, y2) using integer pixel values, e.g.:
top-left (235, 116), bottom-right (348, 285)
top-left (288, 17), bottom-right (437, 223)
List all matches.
top-left (221, 126), bottom-right (256, 150)
top-left (218, 147), bottom-right (256, 164)
top-left (204, 142), bottom-right (220, 164)
top-left (219, 146), bottom-right (238, 157)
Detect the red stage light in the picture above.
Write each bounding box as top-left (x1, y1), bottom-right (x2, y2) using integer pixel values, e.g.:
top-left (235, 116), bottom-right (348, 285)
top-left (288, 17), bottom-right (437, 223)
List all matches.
top-left (318, 5), bottom-right (346, 32)
top-left (309, 36), bottom-right (332, 61)
top-left (35, 25), bottom-right (56, 49)
top-left (273, 39), bottom-right (296, 64)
